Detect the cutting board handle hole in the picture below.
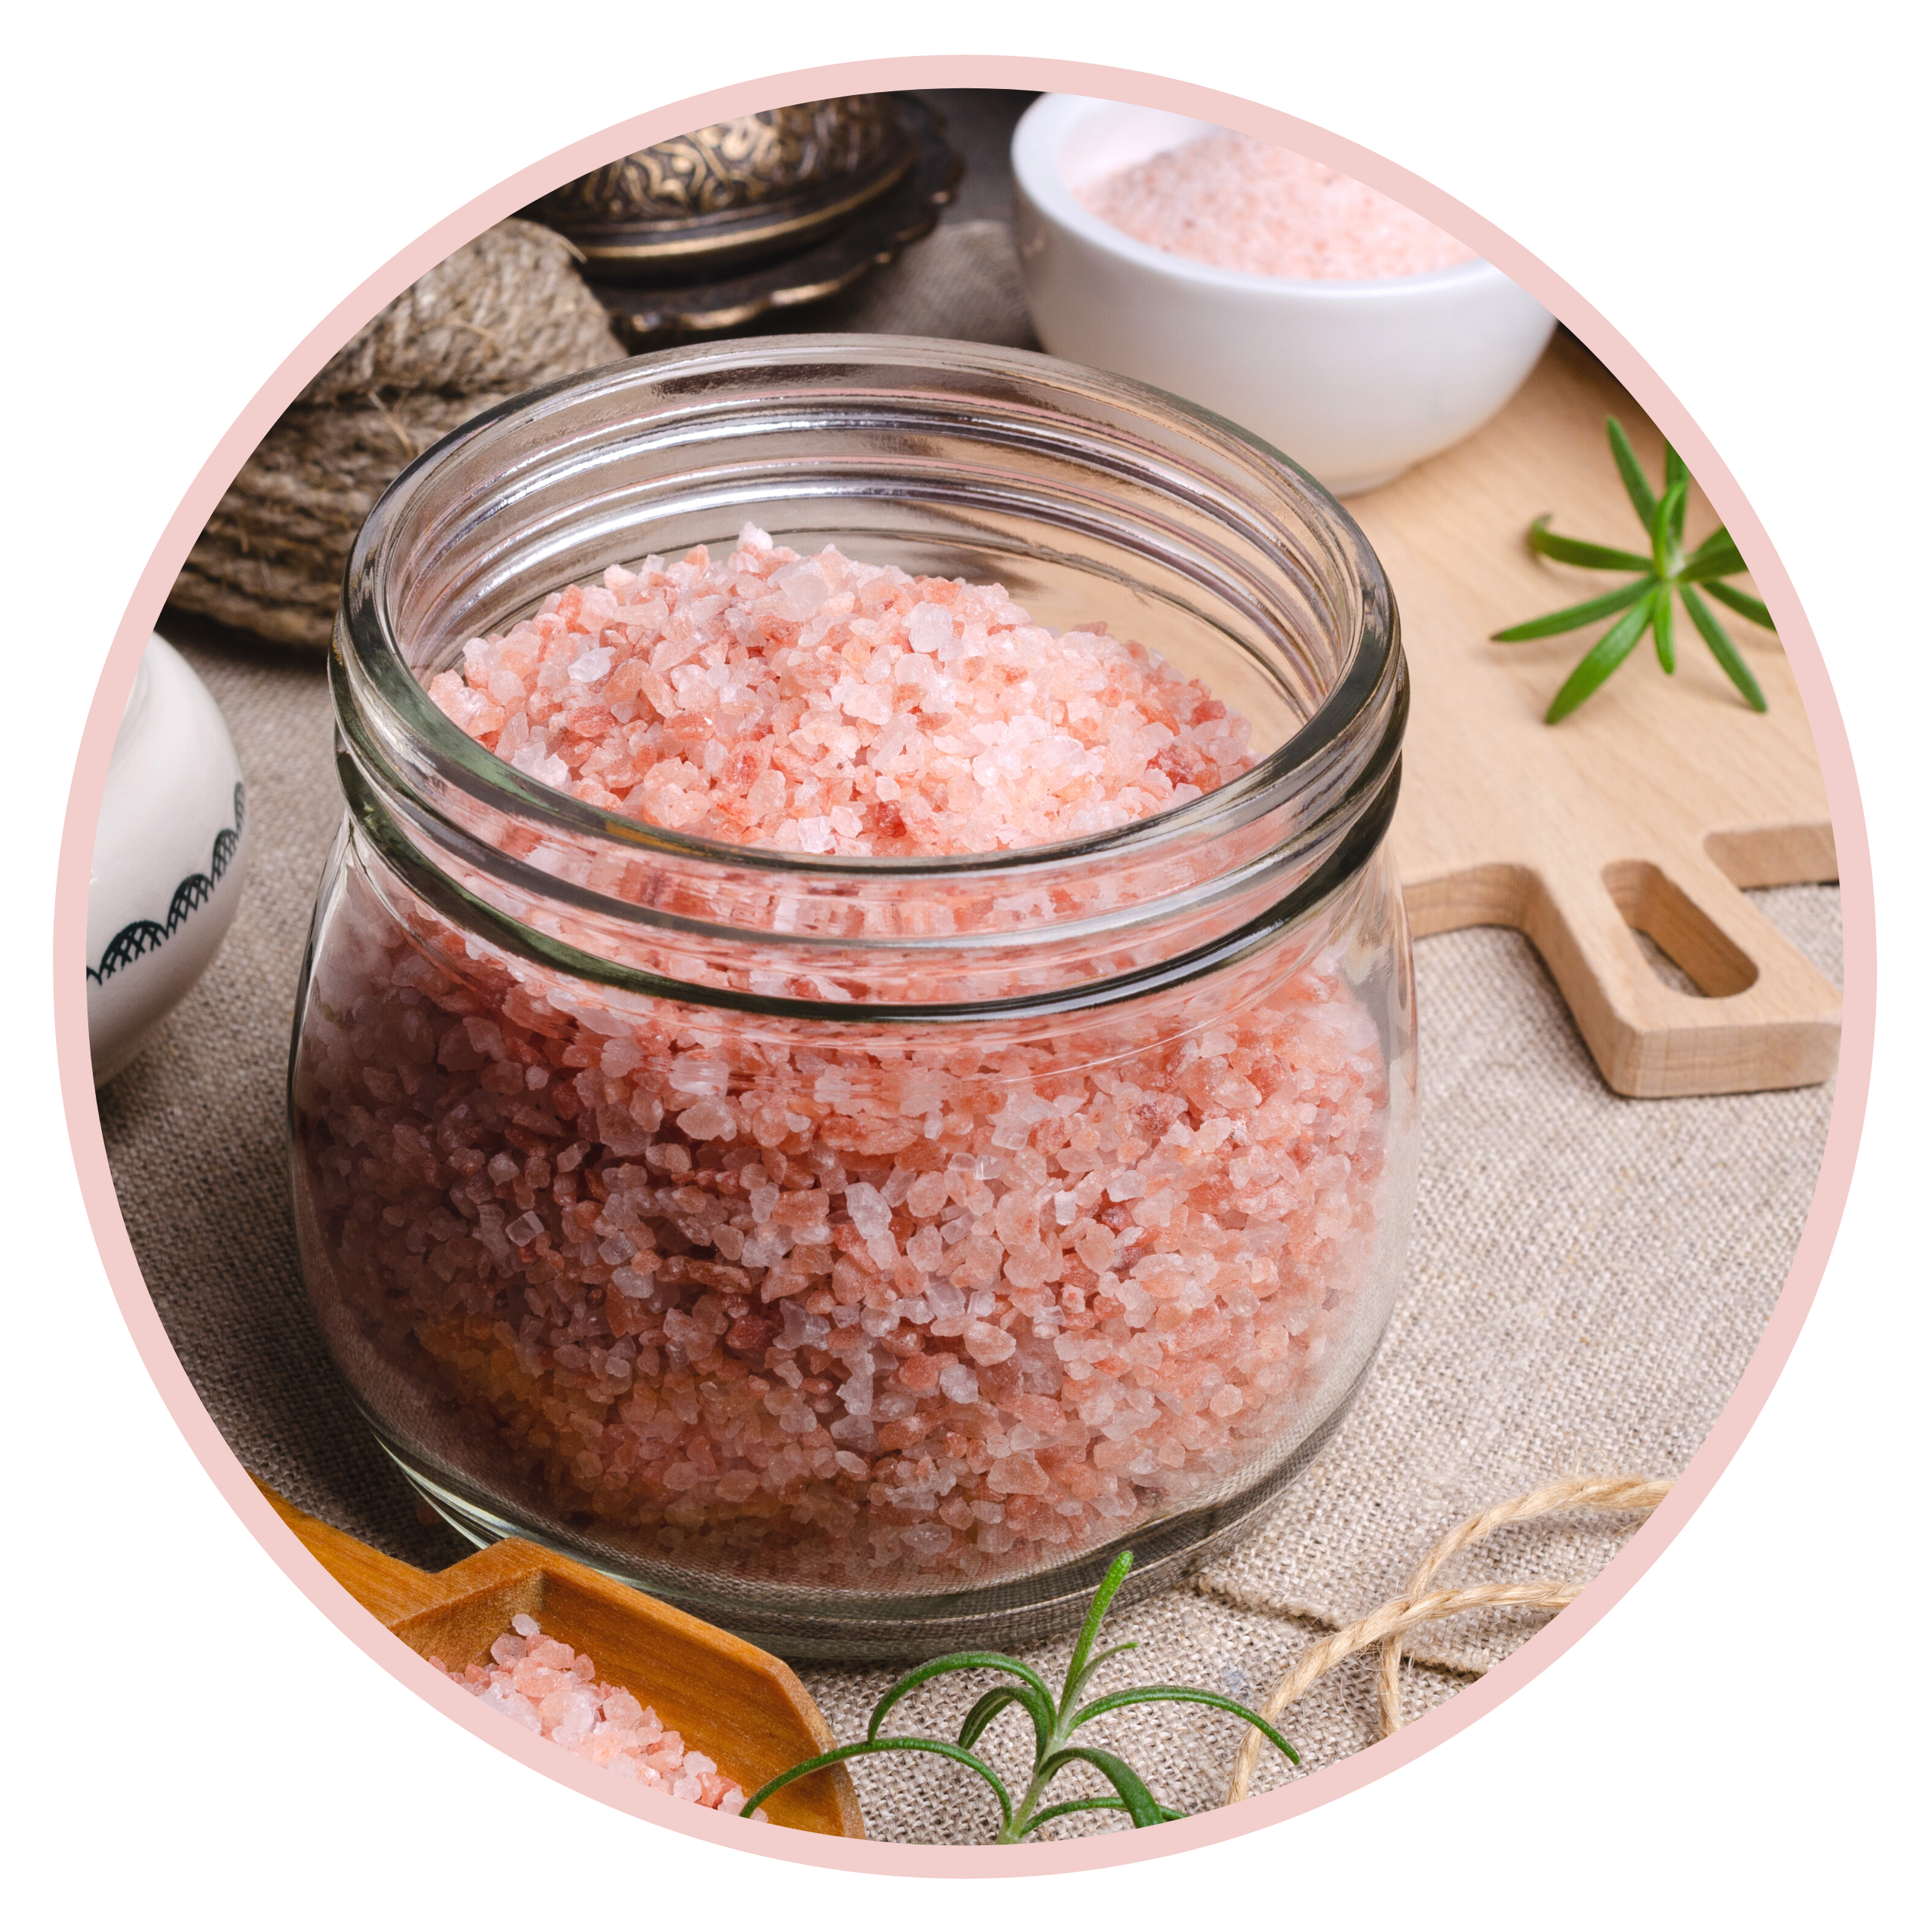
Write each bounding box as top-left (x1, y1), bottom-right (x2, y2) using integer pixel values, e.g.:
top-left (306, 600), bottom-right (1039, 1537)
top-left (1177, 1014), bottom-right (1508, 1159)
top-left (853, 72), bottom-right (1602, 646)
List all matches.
top-left (1603, 860), bottom-right (1758, 999)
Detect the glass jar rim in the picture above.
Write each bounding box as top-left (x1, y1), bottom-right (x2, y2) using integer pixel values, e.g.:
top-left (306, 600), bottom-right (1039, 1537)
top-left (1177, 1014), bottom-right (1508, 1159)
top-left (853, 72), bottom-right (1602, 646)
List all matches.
top-left (336, 334), bottom-right (1402, 890)
top-left (331, 335), bottom-right (1407, 1023)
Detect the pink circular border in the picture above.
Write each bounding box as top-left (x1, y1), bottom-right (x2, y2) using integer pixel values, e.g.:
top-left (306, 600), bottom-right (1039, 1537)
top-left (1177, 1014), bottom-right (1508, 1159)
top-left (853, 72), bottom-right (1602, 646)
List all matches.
top-left (54, 57), bottom-right (1873, 1878)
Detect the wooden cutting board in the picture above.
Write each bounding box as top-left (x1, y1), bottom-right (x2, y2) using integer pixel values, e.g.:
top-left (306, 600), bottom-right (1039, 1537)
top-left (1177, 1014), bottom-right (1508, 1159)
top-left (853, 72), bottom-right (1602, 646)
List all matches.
top-left (1355, 333), bottom-right (1838, 1097)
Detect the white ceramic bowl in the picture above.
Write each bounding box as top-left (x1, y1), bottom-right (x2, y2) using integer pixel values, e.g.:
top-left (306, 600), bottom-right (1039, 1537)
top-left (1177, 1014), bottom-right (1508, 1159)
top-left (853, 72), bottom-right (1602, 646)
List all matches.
top-left (87, 635), bottom-right (249, 1085)
top-left (1011, 95), bottom-right (1557, 495)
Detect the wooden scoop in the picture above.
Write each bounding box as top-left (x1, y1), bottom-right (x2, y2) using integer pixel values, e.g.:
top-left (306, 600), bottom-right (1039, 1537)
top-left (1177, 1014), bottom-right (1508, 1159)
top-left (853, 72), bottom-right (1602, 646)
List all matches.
top-left (255, 1481), bottom-right (864, 1837)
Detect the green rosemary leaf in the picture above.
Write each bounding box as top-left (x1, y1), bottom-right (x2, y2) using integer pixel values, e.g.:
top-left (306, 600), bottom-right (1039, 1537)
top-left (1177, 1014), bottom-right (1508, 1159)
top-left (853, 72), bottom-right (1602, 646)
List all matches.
top-left (1651, 478), bottom-right (1689, 578)
top-left (1683, 524), bottom-right (1737, 568)
top-left (1679, 540), bottom-right (1749, 584)
top-left (1491, 577), bottom-right (1651, 641)
top-left (868, 1652), bottom-right (1055, 1742)
top-left (1605, 417), bottom-right (1657, 525)
top-left (1527, 516), bottom-right (1653, 573)
top-left (1545, 598), bottom-right (1654, 721)
top-left (1020, 1798), bottom-right (1188, 1837)
top-left (1700, 578), bottom-right (1775, 630)
top-left (1017, 1797), bottom-right (1137, 1837)
top-left (1036, 1745), bottom-right (1172, 1829)
top-left (741, 1737), bottom-right (1014, 1829)
top-left (956, 1684), bottom-right (1054, 1758)
top-left (741, 1547), bottom-right (1295, 1842)
top-left (1069, 1685), bottom-right (1301, 1765)
top-left (956, 1686), bottom-right (1020, 1749)
top-left (1681, 584), bottom-right (1769, 711)
top-left (1663, 443), bottom-right (1689, 541)
top-left (1065, 1640), bottom-right (1141, 1709)
top-left (1652, 583), bottom-right (1676, 673)
top-left (1060, 1550), bottom-right (1136, 1704)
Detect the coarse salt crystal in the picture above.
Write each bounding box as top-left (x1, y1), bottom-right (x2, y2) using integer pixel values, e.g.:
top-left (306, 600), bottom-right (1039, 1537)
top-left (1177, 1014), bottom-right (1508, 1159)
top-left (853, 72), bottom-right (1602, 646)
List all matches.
top-left (441, 1620), bottom-right (749, 1814)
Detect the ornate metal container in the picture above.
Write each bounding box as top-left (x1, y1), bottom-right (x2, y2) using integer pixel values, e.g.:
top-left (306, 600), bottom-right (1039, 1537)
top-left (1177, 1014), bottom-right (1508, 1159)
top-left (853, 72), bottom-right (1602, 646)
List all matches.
top-left (528, 97), bottom-right (916, 281)
top-left (523, 97), bottom-right (961, 346)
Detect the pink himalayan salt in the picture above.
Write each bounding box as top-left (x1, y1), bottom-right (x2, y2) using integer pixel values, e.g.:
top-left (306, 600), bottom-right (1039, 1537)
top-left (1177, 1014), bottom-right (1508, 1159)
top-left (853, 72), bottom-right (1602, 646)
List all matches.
top-left (1079, 131), bottom-right (1475, 281)
top-left (298, 886), bottom-right (1388, 1586)
top-left (427, 525), bottom-right (1253, 855)
top-left (430, 1617), bottom-right (756, 1814)
top-left (295, 537), bottom-right (1391, 1590)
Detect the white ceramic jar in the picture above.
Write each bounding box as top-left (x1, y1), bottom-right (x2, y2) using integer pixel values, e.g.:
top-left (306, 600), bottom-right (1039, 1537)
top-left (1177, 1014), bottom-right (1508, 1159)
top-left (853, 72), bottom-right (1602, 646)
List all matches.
top-left (1011, 95), bottom-right (1557, 496)
top-left (87, 635), bottom-right (249, 1084)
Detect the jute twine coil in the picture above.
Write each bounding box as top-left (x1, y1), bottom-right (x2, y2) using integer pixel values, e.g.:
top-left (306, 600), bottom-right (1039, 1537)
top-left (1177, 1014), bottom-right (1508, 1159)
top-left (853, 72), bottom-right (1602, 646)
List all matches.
top-left (170, 220), bottom-right (626, 650)
top-left (1224, 1474), bottom-right (1672, 1804)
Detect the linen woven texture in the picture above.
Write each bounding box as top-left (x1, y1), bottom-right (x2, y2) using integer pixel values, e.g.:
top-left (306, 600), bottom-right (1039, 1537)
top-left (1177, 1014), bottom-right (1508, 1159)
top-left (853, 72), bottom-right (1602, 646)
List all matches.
top-left (102, 220), bottom-right (1840, 1843)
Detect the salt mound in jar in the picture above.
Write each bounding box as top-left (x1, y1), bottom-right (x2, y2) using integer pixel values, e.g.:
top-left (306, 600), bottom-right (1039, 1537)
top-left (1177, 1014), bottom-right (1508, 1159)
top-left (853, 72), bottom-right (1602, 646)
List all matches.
top-left (428, 524), bottom-right (1255, 854)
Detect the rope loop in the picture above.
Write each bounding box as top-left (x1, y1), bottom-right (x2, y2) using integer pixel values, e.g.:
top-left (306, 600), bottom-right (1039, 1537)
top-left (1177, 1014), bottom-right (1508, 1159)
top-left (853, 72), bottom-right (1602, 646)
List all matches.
top-left (1225, 1475), bottom-right (1671, 1804)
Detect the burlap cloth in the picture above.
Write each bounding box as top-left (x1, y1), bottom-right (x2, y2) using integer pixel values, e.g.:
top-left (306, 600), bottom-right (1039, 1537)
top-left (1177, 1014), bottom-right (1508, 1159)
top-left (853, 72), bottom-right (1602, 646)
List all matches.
top-left (103, 221), bottom-right (1838, 1843)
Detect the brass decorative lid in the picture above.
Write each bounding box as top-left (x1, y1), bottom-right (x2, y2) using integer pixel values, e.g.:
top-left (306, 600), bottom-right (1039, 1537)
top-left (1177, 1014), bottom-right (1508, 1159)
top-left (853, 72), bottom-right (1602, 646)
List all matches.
top-left (525, 97), bottom-right (917, 281)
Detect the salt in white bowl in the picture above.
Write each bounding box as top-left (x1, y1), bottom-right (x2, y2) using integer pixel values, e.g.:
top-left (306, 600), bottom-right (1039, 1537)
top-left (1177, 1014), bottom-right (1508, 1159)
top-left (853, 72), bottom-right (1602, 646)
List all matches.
top-left (1011, 95), bottom-right (1557, 496)
top-left (87, 635), bottom-right (249, 1085)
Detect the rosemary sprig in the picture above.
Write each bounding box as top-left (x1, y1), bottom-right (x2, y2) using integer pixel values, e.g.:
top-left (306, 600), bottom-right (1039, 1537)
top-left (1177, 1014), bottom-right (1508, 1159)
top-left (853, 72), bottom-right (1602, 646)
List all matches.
top-left (1493, 416), bottom-right (1774, 721)
top-left (740, 1550), bottom-right (1298, 1841)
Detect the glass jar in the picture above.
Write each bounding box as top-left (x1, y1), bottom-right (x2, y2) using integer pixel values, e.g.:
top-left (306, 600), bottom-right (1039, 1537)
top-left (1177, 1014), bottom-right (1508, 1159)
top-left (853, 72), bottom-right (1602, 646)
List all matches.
top-left (291, 337), bottom-right (1416, 1657)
